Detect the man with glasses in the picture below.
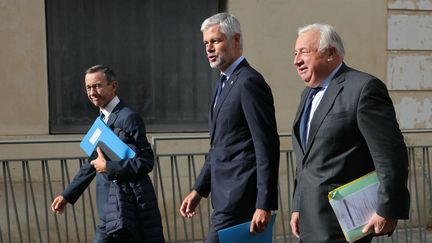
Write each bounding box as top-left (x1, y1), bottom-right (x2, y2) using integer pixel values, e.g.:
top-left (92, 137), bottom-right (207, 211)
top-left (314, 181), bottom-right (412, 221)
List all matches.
top-left (290, 24), bottom-right (409, 242)
top-left (51, 65), bottom-right (164, 243)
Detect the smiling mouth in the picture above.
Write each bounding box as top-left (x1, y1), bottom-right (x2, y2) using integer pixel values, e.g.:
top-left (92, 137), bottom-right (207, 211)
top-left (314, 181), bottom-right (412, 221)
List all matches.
top-left (297, 67), bottom-right (307, 73)
top-left (208, 56), bottom-right (217, 62)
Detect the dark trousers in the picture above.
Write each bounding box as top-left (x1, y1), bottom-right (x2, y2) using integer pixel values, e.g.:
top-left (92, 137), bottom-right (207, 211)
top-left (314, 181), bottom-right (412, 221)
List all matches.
top-left (206, 208), bottom-right (255, 243)
top-left (93, 225), bottom-right (135, 243)
top-left (298, 234), bottom-right (373, 243)
top-left (356, 234), bottom-right (374, 243)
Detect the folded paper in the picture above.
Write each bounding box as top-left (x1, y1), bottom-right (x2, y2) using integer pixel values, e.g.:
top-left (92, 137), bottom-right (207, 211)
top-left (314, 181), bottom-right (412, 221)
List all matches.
top-left (328, 171), bottom-right (379, 242)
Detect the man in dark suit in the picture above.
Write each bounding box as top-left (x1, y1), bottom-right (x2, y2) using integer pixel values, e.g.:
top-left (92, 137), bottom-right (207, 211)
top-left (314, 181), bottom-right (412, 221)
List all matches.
top-left (289, 23), bottom-right (410, 242)
top-left (51, 65), bottom-right (164, 243)
top-left (179, 13), bottom-right (280, 243)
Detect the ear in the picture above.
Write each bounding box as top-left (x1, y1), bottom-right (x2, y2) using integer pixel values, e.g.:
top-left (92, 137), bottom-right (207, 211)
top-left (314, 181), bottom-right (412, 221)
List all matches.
top-left (327, 47), bottom-right (337, 61)
top-left (233, 33), bottom-right (241, 45)
top-left (112, 80), bottom-right (118, 92)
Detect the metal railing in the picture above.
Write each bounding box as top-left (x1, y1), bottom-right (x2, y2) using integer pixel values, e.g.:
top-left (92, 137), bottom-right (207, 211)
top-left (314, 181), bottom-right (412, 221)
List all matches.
top-left (0, 134), bottom-right (431, 242)
top-left (1, 157), bottom-right (97, 243)
top-left (152, 134), bottom-right (432, 243)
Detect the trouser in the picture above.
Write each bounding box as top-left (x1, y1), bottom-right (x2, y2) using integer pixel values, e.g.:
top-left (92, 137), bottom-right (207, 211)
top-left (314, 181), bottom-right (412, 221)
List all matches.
top-left (298, 232), bottom-right (373, 243)
top-left (206, 208), bottom-right (255, 243)
top-left (93, 225), bottom-right (135, 243)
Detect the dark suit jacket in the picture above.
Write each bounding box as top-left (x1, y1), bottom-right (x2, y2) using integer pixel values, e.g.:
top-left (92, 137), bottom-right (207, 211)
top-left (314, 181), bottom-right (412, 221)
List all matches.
top-left (194, 59), bottom-right (280, 214)
top-left (61, 102), bottom-right (159, 235)
top-left (292, 63), bottom-right (410, 242)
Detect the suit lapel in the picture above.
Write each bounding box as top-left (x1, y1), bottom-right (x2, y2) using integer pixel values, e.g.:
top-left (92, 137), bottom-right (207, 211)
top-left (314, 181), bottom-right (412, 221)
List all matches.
top-left (305, 64), bottom-right (348, 153)
top-left (209, 81), bottom-right (220, 122)
top-left (212, 74), bottom-right (237, 121)
top-left (293, 88), bottom-right (310, 155)
top-left (209, 59), bottom-right (248, 145)
top-left (106, 102), bottom-right (123, 128)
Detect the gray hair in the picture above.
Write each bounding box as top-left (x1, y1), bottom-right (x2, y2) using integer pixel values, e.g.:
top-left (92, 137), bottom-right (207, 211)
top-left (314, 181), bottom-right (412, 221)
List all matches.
top-left (85, 65), bottom-right (116, 84)
top-left (298, 23), bottom-right (345, 57)
top-left (201, 12), bottom-right (243, 49)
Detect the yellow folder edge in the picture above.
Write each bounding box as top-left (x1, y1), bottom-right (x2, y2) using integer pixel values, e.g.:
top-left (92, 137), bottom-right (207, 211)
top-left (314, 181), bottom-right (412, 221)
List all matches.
top-left (328, 171), bottom-right (379, 242)
top-left (328, 171), bottom-right (377, 200)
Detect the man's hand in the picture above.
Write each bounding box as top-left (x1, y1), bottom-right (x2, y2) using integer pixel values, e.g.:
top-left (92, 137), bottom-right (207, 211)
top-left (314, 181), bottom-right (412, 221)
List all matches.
top-left (51, 195), bottom-right (68, 214)
top-left (362, 213), bottom-right (397, 236)
top-left (90, 147), bottom-right (107, 173)
top-left (250, 209), bottom-right (271, 233)
top-left (290, 212), bottom-right (300, 238)
top-left (179, 190), bottom-right (202, 218)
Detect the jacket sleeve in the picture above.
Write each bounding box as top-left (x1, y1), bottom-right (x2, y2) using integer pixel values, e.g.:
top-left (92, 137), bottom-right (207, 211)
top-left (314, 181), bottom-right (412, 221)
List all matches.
top-left (105, 112), bottom-right (154, 181)
top-left (241, 76), bottom-right (280, 210)
top-left (357, 78), bottom-right (410, 219)
top-left (193, 156), bottom-right (211, 198)
top-left (291, 167), bottom-right (300, 212)
top-left (61, 159), bottom-right (97, 204)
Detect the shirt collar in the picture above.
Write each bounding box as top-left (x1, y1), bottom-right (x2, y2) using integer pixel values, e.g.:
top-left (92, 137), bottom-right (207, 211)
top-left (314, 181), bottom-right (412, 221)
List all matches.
top-left (100, 96), bottom-right (120, 119)
top-left (221, 56), bottom-right (245, 80)
top-left (320, 63), bottom-right (343, 89)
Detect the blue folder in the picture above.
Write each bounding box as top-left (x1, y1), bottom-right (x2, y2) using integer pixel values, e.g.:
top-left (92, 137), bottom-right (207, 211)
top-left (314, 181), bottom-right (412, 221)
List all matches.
top-left (218, 214), bottom-right (276, 243)
top-left (80, 117), bottom-right (136, 160)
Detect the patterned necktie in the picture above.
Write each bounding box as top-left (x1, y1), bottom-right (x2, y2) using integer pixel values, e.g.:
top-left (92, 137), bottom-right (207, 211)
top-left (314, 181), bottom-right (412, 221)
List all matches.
top-left (100, 112), bottom-right (107, 123)
top-left (213, 74), bottom-right (227, 109)
top-left (300, 87), bottom-right (322, 150)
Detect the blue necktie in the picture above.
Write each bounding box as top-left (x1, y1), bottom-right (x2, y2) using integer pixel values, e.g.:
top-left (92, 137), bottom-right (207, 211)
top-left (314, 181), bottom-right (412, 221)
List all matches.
top-left (300, 87), bottom-right (322, 150)
top-left (214, 74), bottom-right (227, 109)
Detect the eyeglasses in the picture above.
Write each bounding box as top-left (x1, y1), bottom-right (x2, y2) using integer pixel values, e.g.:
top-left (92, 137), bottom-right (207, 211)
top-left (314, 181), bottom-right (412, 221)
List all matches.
top-left (85, 83), bottom-right (108, 92)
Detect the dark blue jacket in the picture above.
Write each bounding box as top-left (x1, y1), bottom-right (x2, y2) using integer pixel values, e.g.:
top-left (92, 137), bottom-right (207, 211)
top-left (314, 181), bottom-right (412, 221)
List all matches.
top-left (62, 102), bottom-right (164, 242)
top-left (105, 176), bottom-right (163, 242)
top-left (194, 59), bottom-right (280, 214)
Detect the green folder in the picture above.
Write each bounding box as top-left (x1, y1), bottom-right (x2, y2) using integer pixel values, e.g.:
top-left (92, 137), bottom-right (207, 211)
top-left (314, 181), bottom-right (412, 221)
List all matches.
top-left (328, 171), bottom-right (379, 242)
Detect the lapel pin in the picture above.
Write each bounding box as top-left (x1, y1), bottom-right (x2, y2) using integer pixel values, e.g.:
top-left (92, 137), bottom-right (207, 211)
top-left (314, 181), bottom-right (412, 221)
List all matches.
top-left (230, 80), bottom-right (234, 85)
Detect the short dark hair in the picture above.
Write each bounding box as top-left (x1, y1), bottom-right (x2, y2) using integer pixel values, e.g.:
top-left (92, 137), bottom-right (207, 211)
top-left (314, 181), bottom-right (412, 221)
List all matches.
top-left (85, 65), bottom-right (116, 83)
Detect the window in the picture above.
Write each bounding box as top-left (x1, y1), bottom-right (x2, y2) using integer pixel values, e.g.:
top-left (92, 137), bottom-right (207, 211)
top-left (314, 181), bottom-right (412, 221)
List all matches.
top-left (46, 0), bottom-right (223, 133)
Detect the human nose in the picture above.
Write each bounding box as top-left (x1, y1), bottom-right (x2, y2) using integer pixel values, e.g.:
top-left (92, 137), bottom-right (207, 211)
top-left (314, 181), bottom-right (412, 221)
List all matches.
top-left (206, 43), bottom-right (214, 53)
top-left (293, 53), bottom-right (302, 66)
